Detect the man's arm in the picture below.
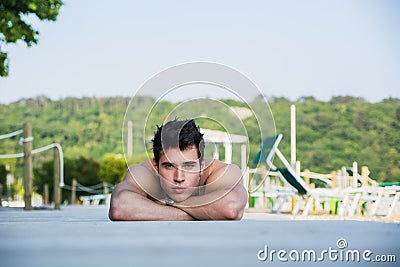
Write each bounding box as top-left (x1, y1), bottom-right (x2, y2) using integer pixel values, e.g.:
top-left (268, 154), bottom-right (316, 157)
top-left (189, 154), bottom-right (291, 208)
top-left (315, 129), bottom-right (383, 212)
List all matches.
top-left (177, 164), bottom-right (248, 220)
top-left (108, 164), bottom-right (194, 221)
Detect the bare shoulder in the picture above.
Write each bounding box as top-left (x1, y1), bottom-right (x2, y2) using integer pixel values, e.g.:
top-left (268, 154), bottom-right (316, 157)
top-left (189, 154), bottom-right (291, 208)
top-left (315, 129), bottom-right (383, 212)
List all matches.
top-left (202, 159), bottom-right (242, 185)
top-left (115, 159), bottom-right (162, 197)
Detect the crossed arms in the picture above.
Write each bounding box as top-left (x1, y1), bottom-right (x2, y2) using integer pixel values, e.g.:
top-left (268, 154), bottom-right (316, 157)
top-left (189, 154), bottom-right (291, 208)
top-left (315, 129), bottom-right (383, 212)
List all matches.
top-left (108, 160), bottom-right (248, 221)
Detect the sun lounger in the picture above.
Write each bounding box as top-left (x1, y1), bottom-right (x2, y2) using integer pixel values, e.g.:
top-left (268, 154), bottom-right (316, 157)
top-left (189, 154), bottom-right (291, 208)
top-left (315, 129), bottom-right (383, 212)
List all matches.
top-left (254, 134), bottom-right (355, 216)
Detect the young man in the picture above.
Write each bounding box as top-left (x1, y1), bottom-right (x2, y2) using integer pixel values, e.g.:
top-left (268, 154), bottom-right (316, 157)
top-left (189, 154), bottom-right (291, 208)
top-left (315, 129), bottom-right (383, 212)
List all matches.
top-left (109, 119), bottom-right (248, 221)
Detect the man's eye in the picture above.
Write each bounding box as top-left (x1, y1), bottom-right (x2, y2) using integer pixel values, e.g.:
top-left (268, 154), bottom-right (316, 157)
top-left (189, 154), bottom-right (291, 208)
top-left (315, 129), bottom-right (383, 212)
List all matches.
top-left (164, 164), bottom-right (174, 169)
top-left (183, 164), bottom-right (196, 170)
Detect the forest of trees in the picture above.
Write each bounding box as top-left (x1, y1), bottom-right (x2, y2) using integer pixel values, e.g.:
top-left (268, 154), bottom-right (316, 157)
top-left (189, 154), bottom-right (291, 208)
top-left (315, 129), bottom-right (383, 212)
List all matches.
top-left (0, 95), bottom-right (399, 202)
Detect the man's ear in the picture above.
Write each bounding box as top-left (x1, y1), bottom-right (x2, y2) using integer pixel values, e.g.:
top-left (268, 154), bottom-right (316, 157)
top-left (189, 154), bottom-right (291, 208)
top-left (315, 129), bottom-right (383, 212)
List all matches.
top-left (152, 158), bottom-right (159, 172)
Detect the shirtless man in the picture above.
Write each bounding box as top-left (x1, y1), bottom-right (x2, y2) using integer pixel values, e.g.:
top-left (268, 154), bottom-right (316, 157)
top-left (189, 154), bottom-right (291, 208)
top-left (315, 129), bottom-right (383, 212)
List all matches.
top-left (108, 119), bottom-right (248, 221)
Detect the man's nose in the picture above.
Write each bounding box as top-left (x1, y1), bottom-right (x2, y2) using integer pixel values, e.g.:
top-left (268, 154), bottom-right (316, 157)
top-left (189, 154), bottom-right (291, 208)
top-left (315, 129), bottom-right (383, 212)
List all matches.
top-left (173, 167), bottom-right (185, 182)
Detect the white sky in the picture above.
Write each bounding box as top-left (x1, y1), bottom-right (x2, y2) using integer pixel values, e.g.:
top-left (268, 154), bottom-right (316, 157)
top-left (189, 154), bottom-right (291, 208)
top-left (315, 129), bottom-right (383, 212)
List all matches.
top-left (0, 0), bottom-right (399, 104)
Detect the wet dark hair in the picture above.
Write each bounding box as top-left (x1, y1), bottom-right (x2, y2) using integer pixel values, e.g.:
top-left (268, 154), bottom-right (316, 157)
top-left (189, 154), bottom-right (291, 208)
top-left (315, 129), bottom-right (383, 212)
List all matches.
top-left (152, 119), bottom-right (204, 166)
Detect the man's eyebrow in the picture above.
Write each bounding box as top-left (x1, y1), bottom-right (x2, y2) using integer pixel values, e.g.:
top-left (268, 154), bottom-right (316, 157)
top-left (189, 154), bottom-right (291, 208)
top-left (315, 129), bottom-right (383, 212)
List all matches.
top-left (182, 161), bottom-right (198, 165)
top-left (160, 161), bottom-right (197, 165)
top-left (160, 162), bottom-right (174, 165)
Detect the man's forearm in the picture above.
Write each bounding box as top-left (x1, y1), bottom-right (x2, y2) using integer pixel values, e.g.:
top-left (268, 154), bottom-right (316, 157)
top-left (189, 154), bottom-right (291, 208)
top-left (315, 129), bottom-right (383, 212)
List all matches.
top-left (177, 186), bottom-right (247, 220)
top-left (109, 190), bottom-right (194, 221)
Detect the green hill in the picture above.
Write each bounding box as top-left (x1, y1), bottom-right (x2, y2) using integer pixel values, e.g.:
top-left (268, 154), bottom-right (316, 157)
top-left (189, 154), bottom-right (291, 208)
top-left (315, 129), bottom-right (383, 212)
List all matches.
top-left (0, 95), bottom-right (399, 183)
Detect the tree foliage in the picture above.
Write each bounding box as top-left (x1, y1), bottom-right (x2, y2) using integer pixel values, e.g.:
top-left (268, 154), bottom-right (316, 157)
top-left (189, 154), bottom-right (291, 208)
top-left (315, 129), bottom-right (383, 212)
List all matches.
top-left (1, 95), bottom-right (399, 190)
top-left (0, 164), bottom-right (6, 196)
top-left (98, 154), bottom-right (126, 185)
top-left (33, 156), bottom-right (100, 203)
top-left (0, 0), bottom-right (63, 76)
top-left (267, 97), bottom-right (400, 182)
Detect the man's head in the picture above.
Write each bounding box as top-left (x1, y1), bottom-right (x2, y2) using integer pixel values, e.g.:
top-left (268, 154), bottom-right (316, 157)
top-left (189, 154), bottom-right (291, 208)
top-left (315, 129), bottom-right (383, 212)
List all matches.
top-left (152, 119), bottom-right (204, 166)
top-left (152, 119), bottom-right (205, 202)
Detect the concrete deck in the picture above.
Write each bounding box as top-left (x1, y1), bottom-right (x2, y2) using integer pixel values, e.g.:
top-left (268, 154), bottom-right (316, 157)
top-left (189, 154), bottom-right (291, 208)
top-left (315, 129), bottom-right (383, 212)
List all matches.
top-left (0, 206), bottom-right (399, 267)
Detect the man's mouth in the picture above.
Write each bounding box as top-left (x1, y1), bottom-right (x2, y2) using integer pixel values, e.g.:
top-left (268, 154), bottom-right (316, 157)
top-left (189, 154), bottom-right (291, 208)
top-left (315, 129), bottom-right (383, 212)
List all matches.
top-left (171, 187), bottom-right (186, 194)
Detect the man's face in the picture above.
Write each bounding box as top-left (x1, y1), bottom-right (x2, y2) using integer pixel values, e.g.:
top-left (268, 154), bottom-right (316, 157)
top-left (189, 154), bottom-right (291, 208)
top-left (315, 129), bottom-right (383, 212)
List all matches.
top-left (155, 146), bottom-right (203, 203)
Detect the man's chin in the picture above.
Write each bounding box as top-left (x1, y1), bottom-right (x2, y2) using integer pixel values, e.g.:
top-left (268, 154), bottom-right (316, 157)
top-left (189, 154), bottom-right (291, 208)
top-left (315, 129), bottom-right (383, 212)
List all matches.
top-left (169, 194), bottom-right (190, 203)
top-left (165, 188), bottom-right (196, 203)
